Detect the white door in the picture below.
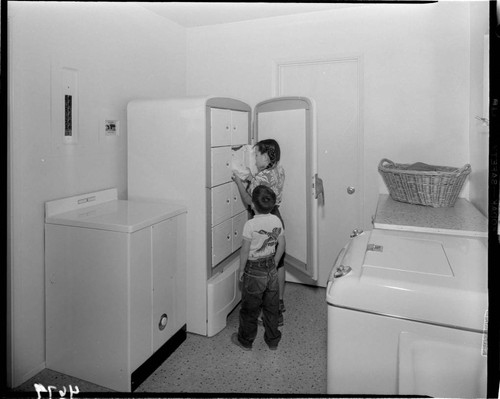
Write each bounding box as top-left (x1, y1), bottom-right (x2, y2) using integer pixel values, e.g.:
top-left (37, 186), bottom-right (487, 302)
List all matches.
top-left (152, 218), bottom-right (178, 352)
top-left (231, 110), bottom-right (250, 146)
top-left (212, 219), bottom-right (232, 266)
top-left (276, 57), bottom-right (363, 287)
top-left (231, 182), bottom-right (246, 215)
top-left (255, 97), bottom-right (319, 281)
top-left (211, 183), bottom-right (232, 226)
top-left (232, 211), bottom-right (248, 252)
top-left (211, 108), bottom-right (232, 147)
top-left (211, 147), bottom-right (232, 186)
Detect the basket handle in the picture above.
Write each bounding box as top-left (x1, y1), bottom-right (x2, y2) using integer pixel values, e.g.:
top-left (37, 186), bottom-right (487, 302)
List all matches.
top-left (379, 158), bottom-right (395, 169)
top-left (457, 163), bottom-right (472, 175)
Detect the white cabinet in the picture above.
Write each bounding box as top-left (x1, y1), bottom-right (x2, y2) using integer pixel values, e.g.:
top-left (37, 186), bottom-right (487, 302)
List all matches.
top-left (212, 218), bottom-right (233, 266)
top-left (211, 182), bottom-right (245, 226)
top-left (211, 108), bottom-right (249, 147)
top-left (151, 218), bottom-right (187, 352)
top-left (211, 209), bottom-right (248, 267)
top-left (45, 189), bottom-right (187, 392)
top-left (211, 147), bottom-right (233, 186)
top-left (211, 181), bottom-right (248, 266)
top-left (232, 211), bottom-right (247, 252)
top-left (209, 110), bottom-right (249, 267)
top-left (211, 183), bottom-right (232, 226)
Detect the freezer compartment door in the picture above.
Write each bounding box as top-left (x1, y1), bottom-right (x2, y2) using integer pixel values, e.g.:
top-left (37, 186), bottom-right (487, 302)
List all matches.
top-left (255, 97), bottom-right (319, 281)
top-left (207, 257), bottom-right (242, 337)
top-left (211, 183), bottom-right (232, 226)
top-left (211, 147), bottom-right (232, 187)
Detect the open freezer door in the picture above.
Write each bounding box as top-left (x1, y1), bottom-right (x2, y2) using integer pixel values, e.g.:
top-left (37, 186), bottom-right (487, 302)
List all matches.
top-left (254, 97), bottom-right (320, 281)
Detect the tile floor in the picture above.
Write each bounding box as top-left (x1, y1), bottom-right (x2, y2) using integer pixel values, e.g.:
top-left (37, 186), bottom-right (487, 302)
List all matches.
top-left (10, 282), bottom-right (328, 395)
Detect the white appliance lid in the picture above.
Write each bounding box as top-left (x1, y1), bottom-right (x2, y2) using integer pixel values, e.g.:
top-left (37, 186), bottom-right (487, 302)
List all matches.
top-left (45, 200), bottom-right (187, 233)
top-left (327, 229), bottom-right (488, 332)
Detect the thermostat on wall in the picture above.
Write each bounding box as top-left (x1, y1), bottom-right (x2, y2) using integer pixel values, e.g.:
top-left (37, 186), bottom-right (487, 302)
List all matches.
top-left (62, 67), bottom-right (78, 144)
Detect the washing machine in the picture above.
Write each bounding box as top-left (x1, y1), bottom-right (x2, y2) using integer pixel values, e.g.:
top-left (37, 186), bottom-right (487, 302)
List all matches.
top-left (326, 228), bottom-right (488, 397)
top-left (45, 188), bottom-right (187, 392)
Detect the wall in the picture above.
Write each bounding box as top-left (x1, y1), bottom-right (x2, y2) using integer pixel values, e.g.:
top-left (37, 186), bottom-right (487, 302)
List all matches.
top-left (468, 1), bottom-right (490, 216)
top-left (185, 2), bottom-right (479, 227)
top-left (7, 0), bottom-right (489, 389)
top-left (7, 2), bottom-right (186, 387)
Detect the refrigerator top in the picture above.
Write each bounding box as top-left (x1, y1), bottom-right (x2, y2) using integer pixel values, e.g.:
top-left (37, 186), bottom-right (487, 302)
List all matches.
top-left (326, 229), bottom-right (488, 332)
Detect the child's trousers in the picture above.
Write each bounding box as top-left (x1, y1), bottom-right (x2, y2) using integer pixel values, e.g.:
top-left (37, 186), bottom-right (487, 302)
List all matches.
top-left (238, 256), bottom-right (282, 348)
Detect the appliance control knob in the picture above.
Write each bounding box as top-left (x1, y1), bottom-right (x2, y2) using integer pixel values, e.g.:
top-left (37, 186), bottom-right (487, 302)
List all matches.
top-left (334, 265), bottom-right (352, 278)
top-left (158, 314), bottom-right (168, 331)
top-left (350, 229), bottom-right (363, 238)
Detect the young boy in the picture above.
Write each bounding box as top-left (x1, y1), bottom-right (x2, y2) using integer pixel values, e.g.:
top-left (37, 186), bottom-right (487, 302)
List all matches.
top-left (231, 185), bottom-right (285, 351)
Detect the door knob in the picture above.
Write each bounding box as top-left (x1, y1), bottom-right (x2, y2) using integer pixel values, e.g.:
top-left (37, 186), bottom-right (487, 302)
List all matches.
top-left (347, 186), bottom-right (355, 195)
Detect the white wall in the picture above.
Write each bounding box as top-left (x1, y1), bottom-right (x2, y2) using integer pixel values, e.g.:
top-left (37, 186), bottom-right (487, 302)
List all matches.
top-left (185, 2), bottom-right (482, 226)
top-left (469, 1), bottom-right (490, 216)
top-left (7, 0), bottom-right (489, 389)
top-left (7, 2), bottom-right (186, 387)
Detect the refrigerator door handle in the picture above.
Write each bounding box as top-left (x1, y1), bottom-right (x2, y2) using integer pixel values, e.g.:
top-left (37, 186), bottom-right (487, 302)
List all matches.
top-left (314, 173), bottom-right (324, 205)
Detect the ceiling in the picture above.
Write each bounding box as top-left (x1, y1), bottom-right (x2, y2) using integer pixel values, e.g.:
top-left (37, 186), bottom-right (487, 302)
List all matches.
top-left (138, 2), bottom-right (368, 28)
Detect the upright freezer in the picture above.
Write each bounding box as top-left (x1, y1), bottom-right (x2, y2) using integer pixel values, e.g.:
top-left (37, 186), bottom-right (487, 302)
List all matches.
top-left (45, 188), bottom-right (187, 392)
top-left (127, 96), bottom-right (320, 336)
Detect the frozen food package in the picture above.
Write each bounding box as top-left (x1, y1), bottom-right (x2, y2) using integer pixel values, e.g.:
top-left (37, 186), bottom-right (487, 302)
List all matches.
top-left (231, 144), bottom-right (257, 180)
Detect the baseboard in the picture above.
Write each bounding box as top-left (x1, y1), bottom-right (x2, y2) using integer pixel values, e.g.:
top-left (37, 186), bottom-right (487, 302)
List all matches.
top-left (12, 361), bottom-right (46, 389)
top-left (130, 324), bottom-right (187, 392)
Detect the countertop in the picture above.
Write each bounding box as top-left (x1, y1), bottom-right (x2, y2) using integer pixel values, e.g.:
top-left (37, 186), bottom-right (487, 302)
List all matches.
top-left (373, 194), bottom-right (487, 237)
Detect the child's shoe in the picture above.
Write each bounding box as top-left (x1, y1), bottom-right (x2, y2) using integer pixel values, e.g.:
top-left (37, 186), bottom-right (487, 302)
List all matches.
top-left (231, 333), bottom-right (252, 351)
top-left (279, 300), bottom-right (286, 313)
top-left (268, 345), bottom-right (278, 351)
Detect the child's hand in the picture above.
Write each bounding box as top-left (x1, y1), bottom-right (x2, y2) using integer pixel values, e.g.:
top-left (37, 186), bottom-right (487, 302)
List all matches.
top-left (232, 172), bottom-right (241, 182)
top-left (239, 273), bottom-right (244, 282)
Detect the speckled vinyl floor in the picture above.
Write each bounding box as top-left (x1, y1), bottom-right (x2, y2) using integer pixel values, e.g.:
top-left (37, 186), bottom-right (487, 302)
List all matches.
top-left (10, 283), bottom-right (327, 395)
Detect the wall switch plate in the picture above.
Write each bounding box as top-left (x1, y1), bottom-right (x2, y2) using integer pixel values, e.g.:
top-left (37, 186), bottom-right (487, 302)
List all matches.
top-left (104, 120), bottom-right (120, 136)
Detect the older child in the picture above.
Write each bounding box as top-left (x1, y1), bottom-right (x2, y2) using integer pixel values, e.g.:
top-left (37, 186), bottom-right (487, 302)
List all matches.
top-left (231, 185), bottom-right (285, 351)
top-left (232, 139), bottom-right (287, 325)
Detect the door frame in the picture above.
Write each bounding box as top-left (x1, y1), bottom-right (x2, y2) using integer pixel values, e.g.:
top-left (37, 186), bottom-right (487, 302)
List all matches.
top-left (273, 54), bottom-right (365, 286)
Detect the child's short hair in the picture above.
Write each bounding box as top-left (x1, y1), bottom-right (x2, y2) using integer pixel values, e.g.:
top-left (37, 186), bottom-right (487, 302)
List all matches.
top-left (252, 185), bottom-right (276, 214)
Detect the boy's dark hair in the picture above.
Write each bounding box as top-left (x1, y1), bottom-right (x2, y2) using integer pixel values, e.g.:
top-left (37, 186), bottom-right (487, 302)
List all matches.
top-left (254, 139), bottom-right (281, 168)
top-left (252, 185), bottom-right (276, 214)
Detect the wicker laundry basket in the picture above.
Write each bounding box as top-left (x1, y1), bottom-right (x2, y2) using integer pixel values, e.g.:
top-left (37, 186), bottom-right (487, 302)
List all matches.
top-left (378, 158), bottom-right (471, 207)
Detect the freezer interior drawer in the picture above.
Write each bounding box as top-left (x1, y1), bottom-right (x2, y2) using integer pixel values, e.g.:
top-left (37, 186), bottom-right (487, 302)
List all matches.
top-left (212, 211), bottom-right (248, 267)
top-left (211, 147), bottom-right (232, 186)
